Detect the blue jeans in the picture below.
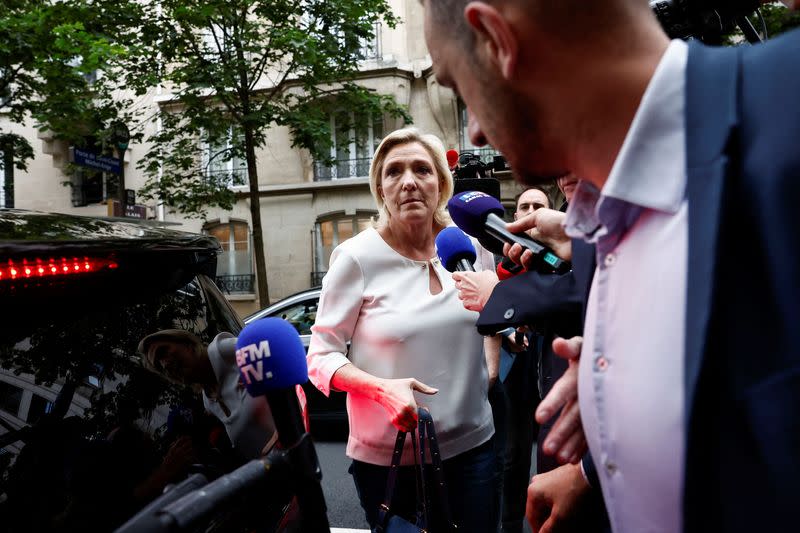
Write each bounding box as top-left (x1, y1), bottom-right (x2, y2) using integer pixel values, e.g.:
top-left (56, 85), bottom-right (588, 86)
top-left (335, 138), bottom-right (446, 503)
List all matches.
top-left (350, 438), bottom-right (500, 533)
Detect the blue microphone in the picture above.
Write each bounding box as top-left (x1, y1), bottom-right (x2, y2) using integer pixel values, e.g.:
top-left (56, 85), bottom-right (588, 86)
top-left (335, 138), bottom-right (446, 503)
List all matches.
top-left (236, 318), bottom-right (308, 393)
top-left (235, 318), bottom-right (308, 449)
top-left (436, 226), bottom-right (477, 272)
top-left (447, 191), bottom-right (569, 274)
top-left (235, 318), bottom-right (330, 530)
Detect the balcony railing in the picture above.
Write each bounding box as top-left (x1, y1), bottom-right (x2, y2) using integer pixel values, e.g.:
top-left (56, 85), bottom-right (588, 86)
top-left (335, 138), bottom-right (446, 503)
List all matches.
top-left (206, 167), bottom-right (248, 188)
top-left (459, 147), bottom-right (500, 163)
top-left (215, 274), bottom-right (255, 294)
top-left (313, 158), bottom-right (372, 181)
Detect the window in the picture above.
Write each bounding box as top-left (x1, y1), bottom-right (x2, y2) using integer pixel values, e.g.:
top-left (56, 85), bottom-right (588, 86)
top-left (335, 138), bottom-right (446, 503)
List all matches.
top-left (0, 381), bottom-right (23, 417)
top-left (206, 221), bottom-right (254, 294)
top-left (313, 212), bottom-right (375, 284)
top-left (314, 112), bottom-right (383, 181)
top-left (26, 395), bottom-right (53, 424)
top-left (70, 167), bottom-right (119, 207)
top-left (273, 301), bottom-right (318, 336)
top-left (354, 22), bottom-right (381, 61)
top-left (204, 127), bottom-right (247, 188)
top-left (458, 100), bottom-right (500, 163)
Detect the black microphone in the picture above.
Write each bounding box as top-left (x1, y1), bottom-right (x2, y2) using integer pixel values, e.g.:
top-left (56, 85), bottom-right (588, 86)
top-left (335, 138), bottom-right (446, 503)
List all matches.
top-left (435, 226), bottom-right (477, 272)
top-left (235, 318), bottom-right (330, 532)
top-left (448, 191), bottom-right (570, 274)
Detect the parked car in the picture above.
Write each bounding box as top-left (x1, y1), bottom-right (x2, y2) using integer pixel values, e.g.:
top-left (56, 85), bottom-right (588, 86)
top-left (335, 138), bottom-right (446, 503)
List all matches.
top-left (0, 210), bottom-right (298, 532)
top-left (245, 287), bottom-right (349, 439)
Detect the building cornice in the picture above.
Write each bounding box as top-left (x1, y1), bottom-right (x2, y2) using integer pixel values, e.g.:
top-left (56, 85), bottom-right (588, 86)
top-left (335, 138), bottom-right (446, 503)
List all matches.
top-left (153, 59), bottom-right (424, 106)
top-left (232, 177), bottom-right (370, 198)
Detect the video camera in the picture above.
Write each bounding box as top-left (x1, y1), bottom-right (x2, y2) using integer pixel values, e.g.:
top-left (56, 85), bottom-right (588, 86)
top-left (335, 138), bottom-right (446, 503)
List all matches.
top-left (450, 150), bottom-right (507, 201)
top-left (650, 0), bottom-right (765, 44)
top-left (452, 151), bottom-right (508, 181)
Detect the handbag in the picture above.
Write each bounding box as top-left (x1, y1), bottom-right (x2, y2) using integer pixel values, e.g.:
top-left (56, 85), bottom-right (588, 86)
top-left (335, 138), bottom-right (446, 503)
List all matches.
top-left (376, 407), bottom-right (456, 533)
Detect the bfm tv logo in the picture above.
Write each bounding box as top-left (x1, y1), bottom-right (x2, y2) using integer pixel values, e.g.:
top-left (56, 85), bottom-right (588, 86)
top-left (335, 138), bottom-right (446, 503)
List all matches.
top-left (458, 191), bottom-right (489, 203)
top-left (236, 340), bottom-right (272, 384)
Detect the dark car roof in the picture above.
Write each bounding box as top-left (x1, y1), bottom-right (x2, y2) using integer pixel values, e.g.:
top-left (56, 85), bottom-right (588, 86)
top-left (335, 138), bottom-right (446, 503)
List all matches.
top-left (0, 210), bottom-right (223, 339)
top-left (0, 209), bottom-right (220, 254)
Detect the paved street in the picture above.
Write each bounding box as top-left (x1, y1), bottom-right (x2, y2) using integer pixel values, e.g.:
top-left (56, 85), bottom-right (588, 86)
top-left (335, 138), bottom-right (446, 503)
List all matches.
top-left (316, 438), bottom-right (370, 531)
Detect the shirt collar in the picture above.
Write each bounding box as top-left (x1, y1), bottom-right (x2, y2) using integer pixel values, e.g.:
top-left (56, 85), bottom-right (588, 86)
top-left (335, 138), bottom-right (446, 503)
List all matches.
top-left (566, 39), bottom-right (688, 241)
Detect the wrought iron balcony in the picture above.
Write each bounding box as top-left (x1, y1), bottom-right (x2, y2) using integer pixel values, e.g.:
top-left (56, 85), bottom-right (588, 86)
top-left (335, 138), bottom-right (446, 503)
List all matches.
top-left (206, 167), bottom-right (248, 188)
top-left (215, 274), bottom-right (255, 294)
top-left (458, 147), bottom-right (501, 163)
top-left (313, 158), bottom-right (372, 181)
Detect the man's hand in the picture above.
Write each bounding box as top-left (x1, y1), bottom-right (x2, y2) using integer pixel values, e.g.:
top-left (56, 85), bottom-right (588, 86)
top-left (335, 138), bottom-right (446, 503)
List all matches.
top-left (527, 463), bottom-right (591, 533)
top-left (376, 378), bottom-right (438, 432)
top-left (504, 208), bottom-right (571, 267)
top-left (536, 336), bottom-right (586, 464)
top-left (453, 270), bottom-right (499, 312)
top-left (505, 327), bottom-right (529, 353)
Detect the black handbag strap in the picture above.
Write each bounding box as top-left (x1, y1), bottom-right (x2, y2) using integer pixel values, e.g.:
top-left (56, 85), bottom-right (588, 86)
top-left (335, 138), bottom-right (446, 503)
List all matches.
top-left (418, 407), bottom-right (456, 530)
top-left (378, 424), bottom-right (427, 531)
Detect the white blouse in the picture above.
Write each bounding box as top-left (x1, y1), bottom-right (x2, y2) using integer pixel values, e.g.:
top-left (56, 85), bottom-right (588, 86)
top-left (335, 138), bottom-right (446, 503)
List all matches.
top-left (307, 227), bottom-right (494, 465)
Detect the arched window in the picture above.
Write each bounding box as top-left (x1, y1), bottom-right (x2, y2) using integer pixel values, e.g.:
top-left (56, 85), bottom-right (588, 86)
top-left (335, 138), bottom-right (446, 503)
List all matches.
top-left (205, 221), bottom-right (254, 294)
top-left (312, 211), bottom-right (376, 285)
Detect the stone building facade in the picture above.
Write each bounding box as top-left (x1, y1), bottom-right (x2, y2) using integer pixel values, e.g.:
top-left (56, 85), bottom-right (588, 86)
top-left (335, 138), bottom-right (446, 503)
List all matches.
top-left (2, 0), bottom-right (529, 317)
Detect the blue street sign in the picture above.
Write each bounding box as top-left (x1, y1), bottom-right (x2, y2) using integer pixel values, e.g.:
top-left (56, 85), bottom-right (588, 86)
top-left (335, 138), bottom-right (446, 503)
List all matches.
top-left (70, 147), bottom-right (122, 175)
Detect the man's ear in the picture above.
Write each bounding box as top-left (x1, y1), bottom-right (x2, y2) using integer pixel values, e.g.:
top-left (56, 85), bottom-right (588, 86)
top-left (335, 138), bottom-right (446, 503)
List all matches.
top-left (464, 2), bottom-right (518, 80)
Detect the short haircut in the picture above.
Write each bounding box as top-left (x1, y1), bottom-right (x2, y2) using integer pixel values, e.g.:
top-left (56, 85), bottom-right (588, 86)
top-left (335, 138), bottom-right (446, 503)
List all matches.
top-left (514, 186), bottom-right (551, 210)
top-left (369, 127), bottom-right (453, 229)
top-left (426, 0), bottom-right (482, 47)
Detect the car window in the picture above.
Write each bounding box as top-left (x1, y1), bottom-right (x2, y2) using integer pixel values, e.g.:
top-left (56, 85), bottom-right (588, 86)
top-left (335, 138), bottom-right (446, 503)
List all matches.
top-left (0, 274), bottom-right (244, 532)
top-left (270, 300), bottom-right (318, 335)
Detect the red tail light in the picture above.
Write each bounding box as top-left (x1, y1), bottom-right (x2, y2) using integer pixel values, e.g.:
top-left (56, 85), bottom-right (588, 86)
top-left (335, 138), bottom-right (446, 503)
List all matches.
top-left (0, 257), bottom-right (119, 282)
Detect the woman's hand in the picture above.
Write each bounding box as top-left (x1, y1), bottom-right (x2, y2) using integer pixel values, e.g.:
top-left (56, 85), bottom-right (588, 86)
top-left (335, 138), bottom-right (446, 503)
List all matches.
top-left (376, 377), bottom-right (438, 432)
top-left (453, 270), bottom-right (500, 312)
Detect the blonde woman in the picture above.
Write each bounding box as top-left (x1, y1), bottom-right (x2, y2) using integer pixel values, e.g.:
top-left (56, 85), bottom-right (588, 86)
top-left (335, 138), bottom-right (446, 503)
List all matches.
top-left (307, 128), bottom-right (499, 532)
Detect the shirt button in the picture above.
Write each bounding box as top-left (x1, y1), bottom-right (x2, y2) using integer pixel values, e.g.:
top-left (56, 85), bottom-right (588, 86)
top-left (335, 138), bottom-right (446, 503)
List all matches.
top-left (604, 253), bottom-right (616, 267)
top-left (504, 308), bottom-right (515, 320)
top-left (605, 461), bottom-right (618, 475)
top-left (594, 355), bottom-right (609, 372)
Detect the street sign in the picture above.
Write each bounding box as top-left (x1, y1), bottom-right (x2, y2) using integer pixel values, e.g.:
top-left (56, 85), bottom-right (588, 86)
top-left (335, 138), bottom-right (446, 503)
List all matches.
top-left (108, 200), bottom-right (147, 219)
top-left (70, 147), bottom-right (122, 175)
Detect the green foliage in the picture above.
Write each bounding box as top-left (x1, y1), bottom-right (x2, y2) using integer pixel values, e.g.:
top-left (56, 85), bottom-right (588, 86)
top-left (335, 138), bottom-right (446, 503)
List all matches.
top-left (759, 2), bottom-right (800, 37)
top-left (724, 3), bottom-right (800, 44)
top-left (0, 134), bottom-right (34, 171)
top-left (129, 0), bottom-right (411, 215)
top-left (0, 0), bottom-right (146, 166)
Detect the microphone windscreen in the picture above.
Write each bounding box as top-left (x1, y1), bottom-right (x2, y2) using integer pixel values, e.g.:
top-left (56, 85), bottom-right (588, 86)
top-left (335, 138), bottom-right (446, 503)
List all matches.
top-left (235, 318), bottom-right (308, 396)
top-left (496, 256), bottom-right (525, 280)
top-left (436, 227), bottom-right (477, 272)
top-left (447, 191), bottom-right (505, 238)
top-left (446, 149), bottom-right (459, 169)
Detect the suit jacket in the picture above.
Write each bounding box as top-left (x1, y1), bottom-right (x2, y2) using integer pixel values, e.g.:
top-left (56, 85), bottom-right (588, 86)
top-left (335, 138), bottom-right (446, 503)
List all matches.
top-left (476, 238), bottom-right (595, 337)
top-left (682, 32), bottom-right (800, 532)
top-left (478, 32), bottom-right (800, 532)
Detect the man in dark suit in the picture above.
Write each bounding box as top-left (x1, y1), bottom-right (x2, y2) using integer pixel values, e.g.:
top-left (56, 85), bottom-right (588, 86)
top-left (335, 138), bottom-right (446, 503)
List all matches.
top-left (422, 0), bottom-right (800, 532)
